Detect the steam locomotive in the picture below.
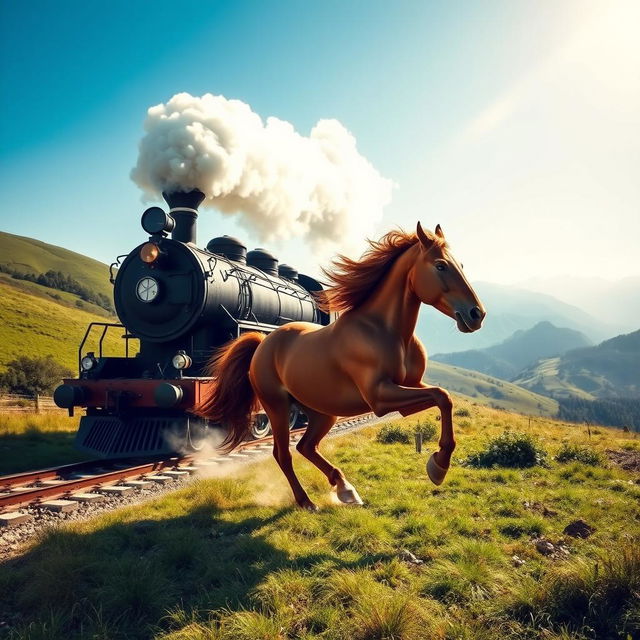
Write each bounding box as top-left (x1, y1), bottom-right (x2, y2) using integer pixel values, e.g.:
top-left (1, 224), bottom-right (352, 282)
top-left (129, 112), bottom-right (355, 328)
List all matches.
top-left (53, 189), bottom-right (332, 458)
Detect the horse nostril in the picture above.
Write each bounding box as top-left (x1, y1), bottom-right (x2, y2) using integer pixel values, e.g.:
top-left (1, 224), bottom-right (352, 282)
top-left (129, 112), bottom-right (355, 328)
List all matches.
top-left (470, 306), bottom-right (482, 321)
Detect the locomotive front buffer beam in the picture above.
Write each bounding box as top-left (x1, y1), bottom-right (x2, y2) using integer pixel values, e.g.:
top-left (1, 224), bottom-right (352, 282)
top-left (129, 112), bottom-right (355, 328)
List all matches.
top-left (54, 377), bottom-right (216, 415)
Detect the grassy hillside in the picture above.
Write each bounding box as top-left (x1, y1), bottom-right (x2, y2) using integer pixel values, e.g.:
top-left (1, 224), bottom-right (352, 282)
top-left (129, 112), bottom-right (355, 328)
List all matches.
top-left (515, 329), bottom-right (640, 401)
top-left (0, 279), bottom-right (133, 372)
top-left (426, 360), bottom-right (559, 417)
top-left (2, 403), bottom-right (638, 639)
top-left (0, 230), bottom-right (113, 300)
top-left (515, 357), bottom-right (597, 401)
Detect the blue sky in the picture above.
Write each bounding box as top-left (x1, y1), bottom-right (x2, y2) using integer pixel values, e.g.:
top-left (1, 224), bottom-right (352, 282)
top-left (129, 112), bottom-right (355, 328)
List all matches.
top-left (1, 0), bottom-right (638, 285)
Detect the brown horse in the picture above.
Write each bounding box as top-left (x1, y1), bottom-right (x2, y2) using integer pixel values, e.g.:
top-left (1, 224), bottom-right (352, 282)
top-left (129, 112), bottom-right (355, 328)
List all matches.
top-left (198, 223), bottom-right (485, 510)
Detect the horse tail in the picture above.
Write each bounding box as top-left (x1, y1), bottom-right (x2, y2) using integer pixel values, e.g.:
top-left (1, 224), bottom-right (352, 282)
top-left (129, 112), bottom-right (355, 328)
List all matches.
top-left (197, 331), bottom-right (265, 452)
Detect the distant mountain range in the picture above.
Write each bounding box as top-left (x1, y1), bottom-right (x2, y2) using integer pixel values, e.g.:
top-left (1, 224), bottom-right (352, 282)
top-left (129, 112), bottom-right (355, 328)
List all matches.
top-left (517, 275), bottom-right (640, 333)
top-left (432, 318), bottom-right (640, 405)
top-left (416, 281), bottom-right (617, 355)
top-left (432, 321), bottom-right (592, 381)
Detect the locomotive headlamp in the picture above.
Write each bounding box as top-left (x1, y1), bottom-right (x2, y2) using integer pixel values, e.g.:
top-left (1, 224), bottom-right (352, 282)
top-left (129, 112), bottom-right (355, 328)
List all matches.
top-left (140, 242), bottom-right (160, 264)
top-left (172, 351), bottom-right (192, 370)
top-left (81, 353), bottom-right (97, 371)
top-left (141, 207), bottom-right (175, 236)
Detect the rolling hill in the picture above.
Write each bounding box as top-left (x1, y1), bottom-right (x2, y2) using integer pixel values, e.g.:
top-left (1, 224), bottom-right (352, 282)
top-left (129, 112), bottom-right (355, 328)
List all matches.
top-left (0, 232), bottom-right (130, 373)
top-left (514, 329), bottom-right (640, 400)
top-left (432, 321), bottom-right (591, 381)
top-left (0, 279), bottom-right (131, 373)
top-left (426, 360), bottom-right (559, 416)
top-left (0, 230), bottom-right (113, 301)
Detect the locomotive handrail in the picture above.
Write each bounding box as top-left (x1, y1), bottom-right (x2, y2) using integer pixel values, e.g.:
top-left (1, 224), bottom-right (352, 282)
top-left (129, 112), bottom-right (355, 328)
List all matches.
top-left (218, 305), bottom-right (281, 333)
top-left (204, 254), bottom-right (219, 280)
top-left (77, 322), bottom-right (133, 374)
top-left (222, 265), bottom-right (311, 301)
top-left (109, 254), bottom-right (129, 284)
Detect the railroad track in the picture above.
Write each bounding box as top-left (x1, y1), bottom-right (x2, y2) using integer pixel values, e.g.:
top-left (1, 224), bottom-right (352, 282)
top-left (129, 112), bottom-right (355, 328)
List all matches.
top-left (0, 413), bottom-right (375, 522)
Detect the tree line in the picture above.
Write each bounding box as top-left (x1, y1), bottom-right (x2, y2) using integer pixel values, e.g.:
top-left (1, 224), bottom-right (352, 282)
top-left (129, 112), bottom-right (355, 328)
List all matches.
top-left (0, 264), bottom-right (113, 312)
top-left (558, 396), bottom-right (640, 431)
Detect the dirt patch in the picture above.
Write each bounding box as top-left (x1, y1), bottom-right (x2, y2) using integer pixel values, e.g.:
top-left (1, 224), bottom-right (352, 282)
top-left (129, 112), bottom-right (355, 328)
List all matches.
top-left (606, 449), bottom-right (640, 473)
top-left (563, 519), bottom-right (595, 539)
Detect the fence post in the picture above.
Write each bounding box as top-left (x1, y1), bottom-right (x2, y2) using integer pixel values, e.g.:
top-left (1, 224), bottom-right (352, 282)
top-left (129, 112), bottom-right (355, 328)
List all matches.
top-left (415, 431), bottom-right (422, 453)
top-left (35, 393), bottom-right (40, 414)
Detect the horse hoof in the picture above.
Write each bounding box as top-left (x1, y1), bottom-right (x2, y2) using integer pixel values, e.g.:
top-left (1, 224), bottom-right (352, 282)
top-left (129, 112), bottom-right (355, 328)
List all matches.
top-left (300, 501), bottom-right (319, 512)
top-left (426, 452), bottom-right (448, 486)
top-left (337, 482), bottom-right (364, 505)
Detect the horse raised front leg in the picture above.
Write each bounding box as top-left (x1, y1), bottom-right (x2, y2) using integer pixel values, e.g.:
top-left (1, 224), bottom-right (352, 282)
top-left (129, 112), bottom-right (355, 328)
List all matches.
top-left (362, 380), bottom-right (456, 485)
top-left (296, 410), bottom-right (363, 505)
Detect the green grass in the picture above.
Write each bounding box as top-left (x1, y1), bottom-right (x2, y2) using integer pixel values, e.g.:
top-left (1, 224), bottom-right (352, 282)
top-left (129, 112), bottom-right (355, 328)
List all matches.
top-left (427, 360), bottom-right (559, 417)
top-left (0, 413), bottom-right (88, 474)
top-left (0, 280), bottom-right (135, 372)
top-left (0, 272), bottom-right (111, 318)
top-left (1, 401), bottom-right (638, 639)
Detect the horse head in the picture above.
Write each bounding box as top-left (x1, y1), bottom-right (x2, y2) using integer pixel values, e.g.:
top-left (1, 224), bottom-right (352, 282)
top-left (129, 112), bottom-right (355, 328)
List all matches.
top-left (413, 222), bottom-right (486, 333)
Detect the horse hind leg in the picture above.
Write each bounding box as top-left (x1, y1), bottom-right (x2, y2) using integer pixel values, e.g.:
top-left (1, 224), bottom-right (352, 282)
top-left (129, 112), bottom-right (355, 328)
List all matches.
top-left (296, 408), bottom-right (363, 506)
top-left (258, 392), bottom-right (318, 511)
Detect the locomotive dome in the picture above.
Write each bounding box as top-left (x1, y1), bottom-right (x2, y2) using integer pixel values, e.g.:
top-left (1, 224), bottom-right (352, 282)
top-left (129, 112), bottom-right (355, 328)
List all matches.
top-left (246, 248), bottom-right (278, 276)
top-left (206, 235), bottom-right (247, 263)
top-left (278, 264), bottom-right (298, 281)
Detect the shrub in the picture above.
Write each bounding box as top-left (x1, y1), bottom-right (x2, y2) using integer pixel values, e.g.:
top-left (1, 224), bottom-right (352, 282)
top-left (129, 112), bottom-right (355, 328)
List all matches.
top-left (0, 355), bottom-right (72, 395)
top-left (555, 443), bottom-right (603, 466)
top-left (414, 420), bottom-right (437, 441)
top-left (454, 407), bottom-right (471, 417)
top-left (464, 431), bottom-right (548, 469)
top-left (376, 421), bottom-right (437, 444)
top-left (376, 424), bottom-right (411, 444)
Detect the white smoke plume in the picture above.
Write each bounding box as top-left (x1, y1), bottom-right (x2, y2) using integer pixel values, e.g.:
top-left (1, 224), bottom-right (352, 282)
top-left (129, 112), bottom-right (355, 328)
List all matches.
top-left (131, 92), bottom-right (393, 254)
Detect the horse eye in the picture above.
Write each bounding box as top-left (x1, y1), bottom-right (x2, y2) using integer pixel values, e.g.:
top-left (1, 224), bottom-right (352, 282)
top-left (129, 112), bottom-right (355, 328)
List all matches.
top-left (436, 263), bottom-right (446, 271)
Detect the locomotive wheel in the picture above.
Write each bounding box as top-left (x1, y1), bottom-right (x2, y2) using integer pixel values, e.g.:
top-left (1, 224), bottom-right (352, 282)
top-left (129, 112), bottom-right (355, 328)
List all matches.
top-left (249, 404), bottom-right (301, 439)
top-left (251, 414), bottom-right (271, 439)
top-left (186, 418), bottom-right (212, 452)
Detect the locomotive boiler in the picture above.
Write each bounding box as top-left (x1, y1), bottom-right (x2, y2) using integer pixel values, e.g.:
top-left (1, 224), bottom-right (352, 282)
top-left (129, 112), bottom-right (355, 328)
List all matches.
top-left (54, 189), bottom-right (332, 457)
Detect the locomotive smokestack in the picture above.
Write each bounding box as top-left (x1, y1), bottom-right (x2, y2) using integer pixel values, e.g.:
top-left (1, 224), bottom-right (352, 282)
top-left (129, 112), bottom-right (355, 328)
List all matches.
top-left (162, 189), bottom-right (205, 244)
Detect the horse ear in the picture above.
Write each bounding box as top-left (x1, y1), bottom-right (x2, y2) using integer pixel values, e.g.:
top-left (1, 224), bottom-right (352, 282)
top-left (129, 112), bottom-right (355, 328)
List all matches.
top-left (416, 222), bottom-right (435, 249)
top-left (435, 224), bottom-right (445, 239)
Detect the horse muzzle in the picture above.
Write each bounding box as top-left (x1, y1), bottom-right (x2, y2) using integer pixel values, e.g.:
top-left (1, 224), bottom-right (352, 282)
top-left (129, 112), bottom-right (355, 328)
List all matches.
top-left (455, 305), bottom-right (486, 333)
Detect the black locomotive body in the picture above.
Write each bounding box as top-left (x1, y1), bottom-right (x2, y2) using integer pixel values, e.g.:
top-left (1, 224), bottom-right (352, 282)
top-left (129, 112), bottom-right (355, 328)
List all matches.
top-left (54, 190), bottom-right (331, 457)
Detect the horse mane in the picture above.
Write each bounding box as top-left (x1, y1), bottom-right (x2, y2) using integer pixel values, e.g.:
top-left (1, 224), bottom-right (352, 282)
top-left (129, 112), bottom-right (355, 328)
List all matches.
top-left (318, 228), bottom-right (446, 313)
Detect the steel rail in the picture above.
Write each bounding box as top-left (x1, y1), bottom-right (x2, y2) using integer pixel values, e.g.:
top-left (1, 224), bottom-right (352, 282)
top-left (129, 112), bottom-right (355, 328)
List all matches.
top-left (0, 413), bottom-right (374, 513)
